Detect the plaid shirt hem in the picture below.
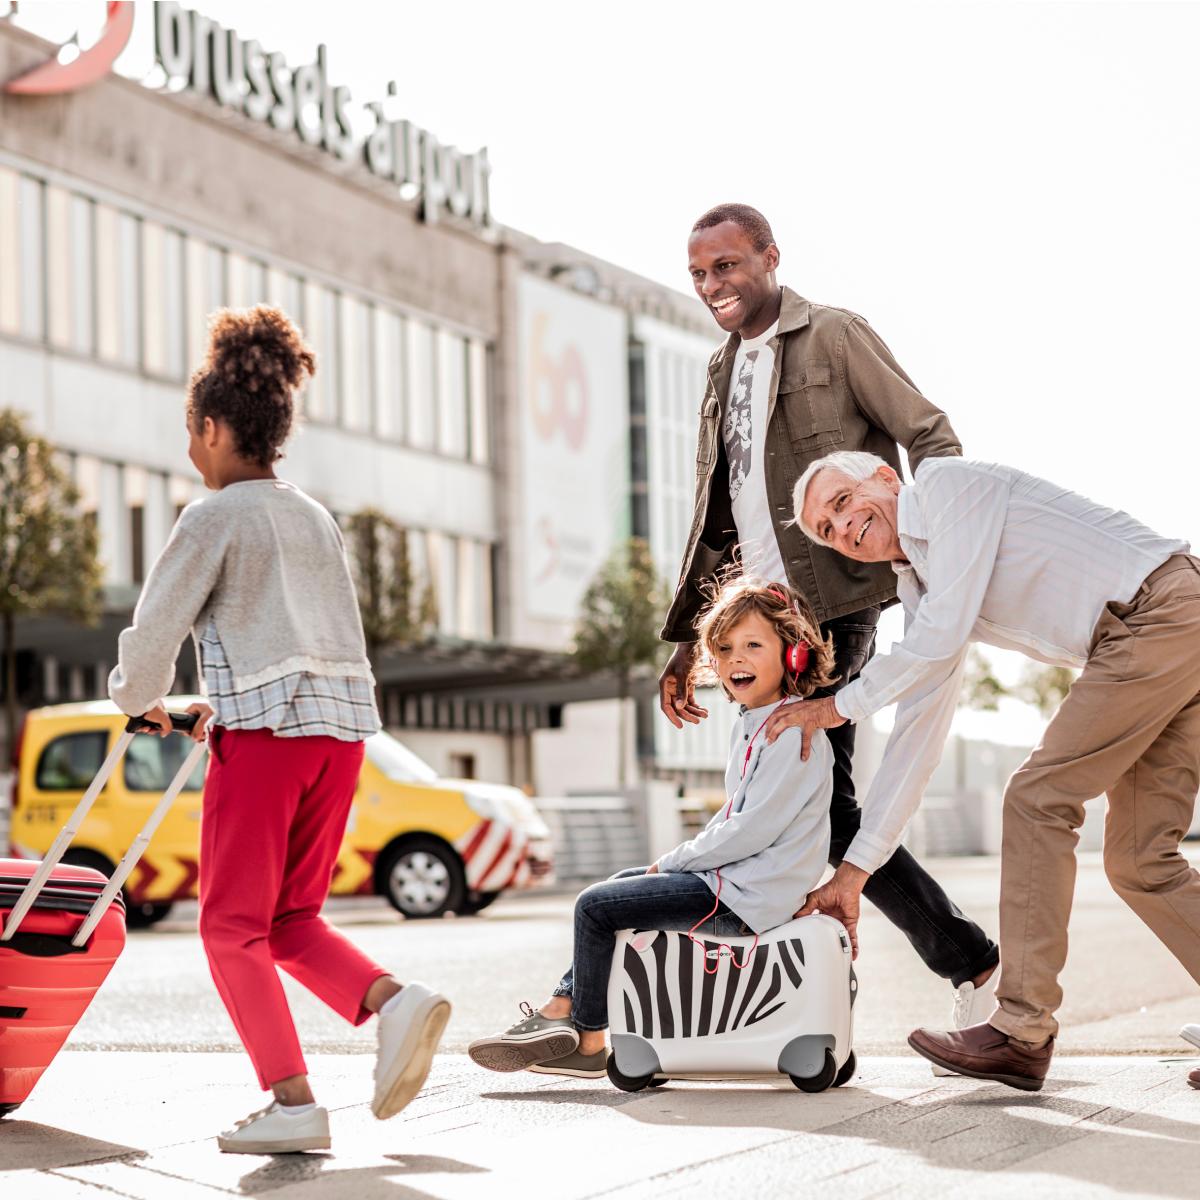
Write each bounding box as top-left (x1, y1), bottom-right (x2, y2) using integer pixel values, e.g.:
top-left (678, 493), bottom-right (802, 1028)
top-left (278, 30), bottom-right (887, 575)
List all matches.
top-left (200, 621), bottom-right (380, 741)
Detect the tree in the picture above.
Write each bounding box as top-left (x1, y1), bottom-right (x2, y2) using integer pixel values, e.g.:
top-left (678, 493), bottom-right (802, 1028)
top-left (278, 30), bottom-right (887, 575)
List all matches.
top-left (957, 643), bottom-right (1078, 719)
top-left (1014, 662), bottom-right (1078, 717)
top-left (0, 410), bottom-right (103, 750)
top-left (959, 646), bottom-right (1005, 712)
top-left (346, 509), bottom-right (437, 697)
top-left (572, 538), bottom-right (668, 788)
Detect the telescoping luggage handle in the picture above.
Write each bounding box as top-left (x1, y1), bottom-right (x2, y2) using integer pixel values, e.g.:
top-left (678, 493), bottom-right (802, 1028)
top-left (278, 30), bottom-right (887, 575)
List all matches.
top-left (0, 712), bottom-right (204, 948)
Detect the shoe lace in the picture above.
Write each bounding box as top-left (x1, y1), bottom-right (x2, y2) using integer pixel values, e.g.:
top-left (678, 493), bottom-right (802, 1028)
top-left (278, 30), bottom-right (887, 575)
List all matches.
top-left (232, 1104), bottom-right (276, 1131)
top-left (519, 1000), bottom-right (535, 1020)
top-left (952, 983), bottom-right (975, 1029)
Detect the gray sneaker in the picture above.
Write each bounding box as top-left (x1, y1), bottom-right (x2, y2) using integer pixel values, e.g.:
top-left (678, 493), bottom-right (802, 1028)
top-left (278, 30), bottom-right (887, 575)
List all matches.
top-left (468, 1002), bottom-right (579, 1072)
top-left (528, 1048), bottom-right (609, 1080)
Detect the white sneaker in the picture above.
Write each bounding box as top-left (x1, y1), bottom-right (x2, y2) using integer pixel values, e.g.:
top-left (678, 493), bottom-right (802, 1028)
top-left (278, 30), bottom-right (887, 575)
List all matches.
top-left (1180, 1024), bottom-right (1200, 1051)
top-left (217, 1102), bottom-right (330, 1154)
top-left (373, 981), bottom-right (452, 1119)
top-left (932, 968), bottom-right (1000, 1077)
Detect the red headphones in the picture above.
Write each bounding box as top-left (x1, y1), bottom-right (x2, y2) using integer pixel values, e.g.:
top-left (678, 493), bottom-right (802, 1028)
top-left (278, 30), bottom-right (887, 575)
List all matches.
top-left (769, 587), bottom-right (811, 676)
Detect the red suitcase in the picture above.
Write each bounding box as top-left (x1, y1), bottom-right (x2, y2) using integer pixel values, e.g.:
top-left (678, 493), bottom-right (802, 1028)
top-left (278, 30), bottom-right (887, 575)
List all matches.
top-left (0, 712), bottom-right (203, 1116)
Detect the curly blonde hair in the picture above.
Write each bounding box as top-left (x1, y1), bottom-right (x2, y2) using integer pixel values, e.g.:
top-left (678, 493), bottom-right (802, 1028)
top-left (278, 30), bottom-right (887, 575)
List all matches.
top-left (187, 305), bottom-right (315, 467)
top-left (691, 576), bottom-right (837, 701)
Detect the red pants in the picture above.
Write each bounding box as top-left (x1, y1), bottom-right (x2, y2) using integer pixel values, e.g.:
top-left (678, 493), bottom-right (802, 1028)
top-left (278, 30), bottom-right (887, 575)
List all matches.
top-left (198, 727), bottom-right (388, 1089)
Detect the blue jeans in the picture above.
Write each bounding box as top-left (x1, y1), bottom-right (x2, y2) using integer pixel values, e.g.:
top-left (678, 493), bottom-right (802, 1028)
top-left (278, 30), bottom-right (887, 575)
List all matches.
top-left (553, 866), bottom-right (746, 1031)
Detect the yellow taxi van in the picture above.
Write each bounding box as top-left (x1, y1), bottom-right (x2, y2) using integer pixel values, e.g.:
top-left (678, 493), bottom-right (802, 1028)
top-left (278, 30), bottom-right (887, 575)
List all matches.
top-left (8, 700), bottom-right (553, 925)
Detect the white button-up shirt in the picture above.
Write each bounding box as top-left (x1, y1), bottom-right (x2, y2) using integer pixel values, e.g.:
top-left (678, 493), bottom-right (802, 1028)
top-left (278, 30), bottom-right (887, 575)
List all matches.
top-left (833, 458), bottom-right (1188, 874)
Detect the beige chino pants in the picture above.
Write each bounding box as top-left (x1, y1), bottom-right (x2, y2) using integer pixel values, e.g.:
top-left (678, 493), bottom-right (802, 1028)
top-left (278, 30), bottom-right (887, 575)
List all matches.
top-left (991, 555), bottom-right (1200, 1044)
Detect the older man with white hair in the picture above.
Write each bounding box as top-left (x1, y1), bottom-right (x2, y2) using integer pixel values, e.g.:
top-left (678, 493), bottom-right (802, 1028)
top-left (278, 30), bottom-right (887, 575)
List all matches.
top-left (768, 450), bottom-right (1200, 1091)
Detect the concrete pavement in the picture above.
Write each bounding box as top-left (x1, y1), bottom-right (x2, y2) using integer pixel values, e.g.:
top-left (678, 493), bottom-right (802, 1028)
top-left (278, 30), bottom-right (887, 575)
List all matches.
top-left (6, 1048), bottom-right (1200, 1199)
top-left (4, 855), bottom-right (1199, 1197)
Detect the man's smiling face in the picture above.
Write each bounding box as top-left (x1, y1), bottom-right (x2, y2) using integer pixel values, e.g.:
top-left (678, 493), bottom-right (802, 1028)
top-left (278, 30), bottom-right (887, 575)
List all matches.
top-left (801, 466), bottom-right (906, 563)
top-left (687, 221), bottom-right (780, 338)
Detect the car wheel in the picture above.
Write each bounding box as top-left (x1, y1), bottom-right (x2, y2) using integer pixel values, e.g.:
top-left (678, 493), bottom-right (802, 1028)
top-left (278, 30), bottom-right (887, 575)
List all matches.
top-left (62, 850), bottom-right (172, 930)
top-left (379, 837), bottom-right (466, 919)
top-left (458, 890), bottom-right (501, 916)
top-left (124, 901), bottom-right (174, 928)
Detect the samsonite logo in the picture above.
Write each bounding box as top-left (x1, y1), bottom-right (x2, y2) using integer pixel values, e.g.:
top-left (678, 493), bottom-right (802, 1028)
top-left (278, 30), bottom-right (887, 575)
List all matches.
top-left (3, 2), bottom-right (133, 95)
top-left (705, 947), bottom-right (733, 960)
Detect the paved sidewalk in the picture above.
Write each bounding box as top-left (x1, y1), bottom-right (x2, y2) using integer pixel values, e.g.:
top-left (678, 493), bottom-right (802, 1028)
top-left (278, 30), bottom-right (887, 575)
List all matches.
top-left (6, 1051), bottom-right (1200, 1199)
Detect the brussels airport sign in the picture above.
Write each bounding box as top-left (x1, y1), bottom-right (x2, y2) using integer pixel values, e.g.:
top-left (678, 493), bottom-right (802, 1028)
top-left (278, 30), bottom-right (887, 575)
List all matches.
top-left (154, 3), bottom-right (491, 228)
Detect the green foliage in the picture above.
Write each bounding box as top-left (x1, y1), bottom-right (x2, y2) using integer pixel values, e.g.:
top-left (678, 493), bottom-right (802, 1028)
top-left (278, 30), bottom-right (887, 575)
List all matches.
top-left (573, 538), bottom-right (669, 789)
top-left (959, 646), bottom-right (1005, 711)
top-left (572, 538), bottom-right (668, 686)
top-left (0, 409), bottom-right (103, 748)
top-left (347, 508), bottom-right (438, 662)
top-left (1014, 662), bottom-right (1078, 717)
top-left (0, 410), bottom-right (102, 621)
top-left (958, 643), bottom-right (1078, 719)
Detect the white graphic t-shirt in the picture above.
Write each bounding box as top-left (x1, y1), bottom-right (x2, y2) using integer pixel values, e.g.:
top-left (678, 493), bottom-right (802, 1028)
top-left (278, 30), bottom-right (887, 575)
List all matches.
top-left (722, 319), bottom-right (786, 584)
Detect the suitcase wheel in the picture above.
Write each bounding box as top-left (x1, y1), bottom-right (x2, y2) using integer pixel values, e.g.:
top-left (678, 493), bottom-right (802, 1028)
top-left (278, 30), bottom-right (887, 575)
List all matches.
top-left (789, 1048), bottom-right (838, 1093)
top-left (606, 1055), bottom-right (655, 1093)
top-left (833, 1049), bottom-right (857, 1087)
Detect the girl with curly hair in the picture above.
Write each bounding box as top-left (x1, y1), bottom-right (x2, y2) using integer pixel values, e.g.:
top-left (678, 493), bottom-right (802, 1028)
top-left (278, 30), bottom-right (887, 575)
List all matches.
top-left (468, 577), bottom-right (837, 1080)
top-left (109, 306), bottom-right (449, 1154)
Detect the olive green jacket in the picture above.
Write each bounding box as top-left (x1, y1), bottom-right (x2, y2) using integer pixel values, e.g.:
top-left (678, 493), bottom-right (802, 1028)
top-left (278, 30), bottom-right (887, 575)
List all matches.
top-left (661, 287), bottom-right (961, 638)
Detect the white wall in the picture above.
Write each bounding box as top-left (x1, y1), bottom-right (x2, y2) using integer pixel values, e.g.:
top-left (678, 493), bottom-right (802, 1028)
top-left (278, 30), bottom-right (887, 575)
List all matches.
top-left (532, 698), bottom-right (638, 795)
top-left (393, 729), bottom-right (511, 787)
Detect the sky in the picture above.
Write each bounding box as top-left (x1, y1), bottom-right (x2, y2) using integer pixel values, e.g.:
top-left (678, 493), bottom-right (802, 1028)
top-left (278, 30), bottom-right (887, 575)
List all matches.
top-left (12, 0), bottom-right (1198, 740)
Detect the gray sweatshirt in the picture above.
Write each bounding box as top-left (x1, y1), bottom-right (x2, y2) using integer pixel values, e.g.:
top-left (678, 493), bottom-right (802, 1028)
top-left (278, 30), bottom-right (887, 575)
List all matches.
top-left (109, 480), bottom-right (374, 716)
top-left (655, 700), bottom-right (832, 933)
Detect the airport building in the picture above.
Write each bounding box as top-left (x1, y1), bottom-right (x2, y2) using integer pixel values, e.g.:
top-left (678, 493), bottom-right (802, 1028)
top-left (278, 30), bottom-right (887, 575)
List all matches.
top-left (0, 7), bottom-right (731, 792)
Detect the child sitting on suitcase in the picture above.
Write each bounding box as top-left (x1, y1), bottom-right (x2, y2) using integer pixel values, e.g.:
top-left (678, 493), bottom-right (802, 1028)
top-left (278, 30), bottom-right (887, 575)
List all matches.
top-left (469, 578), bottom-right (837, 1078)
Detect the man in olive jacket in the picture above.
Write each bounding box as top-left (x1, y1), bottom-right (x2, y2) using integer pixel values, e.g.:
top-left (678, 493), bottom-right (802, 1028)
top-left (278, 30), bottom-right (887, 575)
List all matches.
top-left (658, 203), bottom-right (998, 1032)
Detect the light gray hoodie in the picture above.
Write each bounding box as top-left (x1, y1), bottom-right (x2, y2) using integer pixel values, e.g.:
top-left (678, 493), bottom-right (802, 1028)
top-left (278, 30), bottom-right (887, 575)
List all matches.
top-left (109, 479), bottom-right (373, 716)
top-left (656, 699), bottom-right (832, 933)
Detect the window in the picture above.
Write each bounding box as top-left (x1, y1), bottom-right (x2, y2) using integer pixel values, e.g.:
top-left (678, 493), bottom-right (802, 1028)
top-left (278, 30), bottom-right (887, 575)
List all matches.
top-left (301, 281), bottom-right (338, 422)
top-left (407, 527), bottom-right (437, 627)
top-left (0, 172), bottom-right (47, 340)
top-left (266, 267), bottom-right (302, 325)
top-left (474, 540), bottom-right (494, 640)
top-left (0, 166), bottom-right (19, 335)
top-left (124, 732), bottom-right (207, 792)
top-left (35, 732), bottom-right (108, 791)
top-left (169, 473), bottom-right (197, 522)
top-left (185, 237), bottom-right (226, 369)
top-left (46, 184), bottom-right (94, 354)
top-left (125, 465), bottom-right (147, 584)
top-left (448, 752), bottom-right (476, 780)
top-left (96, 206), bottom-right (139, 366)
top-left (436, 330), bottom-right (467, 458)
top-left (467, 339), bottom-right (490, 464)
top-left (372, 307), bottom-right (404, 439)
top-left (427, 531), bottom-right (458, 637)
top-left (405, 319), bottom-right (435, 449)
top-left (339, 294), bottom-right (371, 431)
top-left (142, 222), bottom-right (184, 378)
top-left (227, 252), bottom-right (267, 308)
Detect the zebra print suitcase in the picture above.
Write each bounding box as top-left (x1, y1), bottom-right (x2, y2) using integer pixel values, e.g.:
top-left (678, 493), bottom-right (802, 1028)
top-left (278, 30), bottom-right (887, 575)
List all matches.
top-left (606, 913), bottom-right (857, 1092)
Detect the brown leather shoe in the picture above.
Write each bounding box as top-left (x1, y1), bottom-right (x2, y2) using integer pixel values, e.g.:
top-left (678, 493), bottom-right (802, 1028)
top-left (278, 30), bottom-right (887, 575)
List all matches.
top-left (1188, 1069), bottom-right (1200, 1091)
top-left (908, 1022), bottom-right (1054, 1092)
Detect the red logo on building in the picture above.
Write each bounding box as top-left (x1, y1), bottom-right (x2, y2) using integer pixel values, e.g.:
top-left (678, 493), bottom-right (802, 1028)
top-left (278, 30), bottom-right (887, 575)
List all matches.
top-left (3, 1), bottom-right (134, 95)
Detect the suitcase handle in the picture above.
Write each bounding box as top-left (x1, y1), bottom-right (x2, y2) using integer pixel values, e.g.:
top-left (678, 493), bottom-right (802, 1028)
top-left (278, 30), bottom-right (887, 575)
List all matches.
top-left (0, 715), bottom-right (207, 946)
top-left (125, 712), bottom-right (200, 734)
